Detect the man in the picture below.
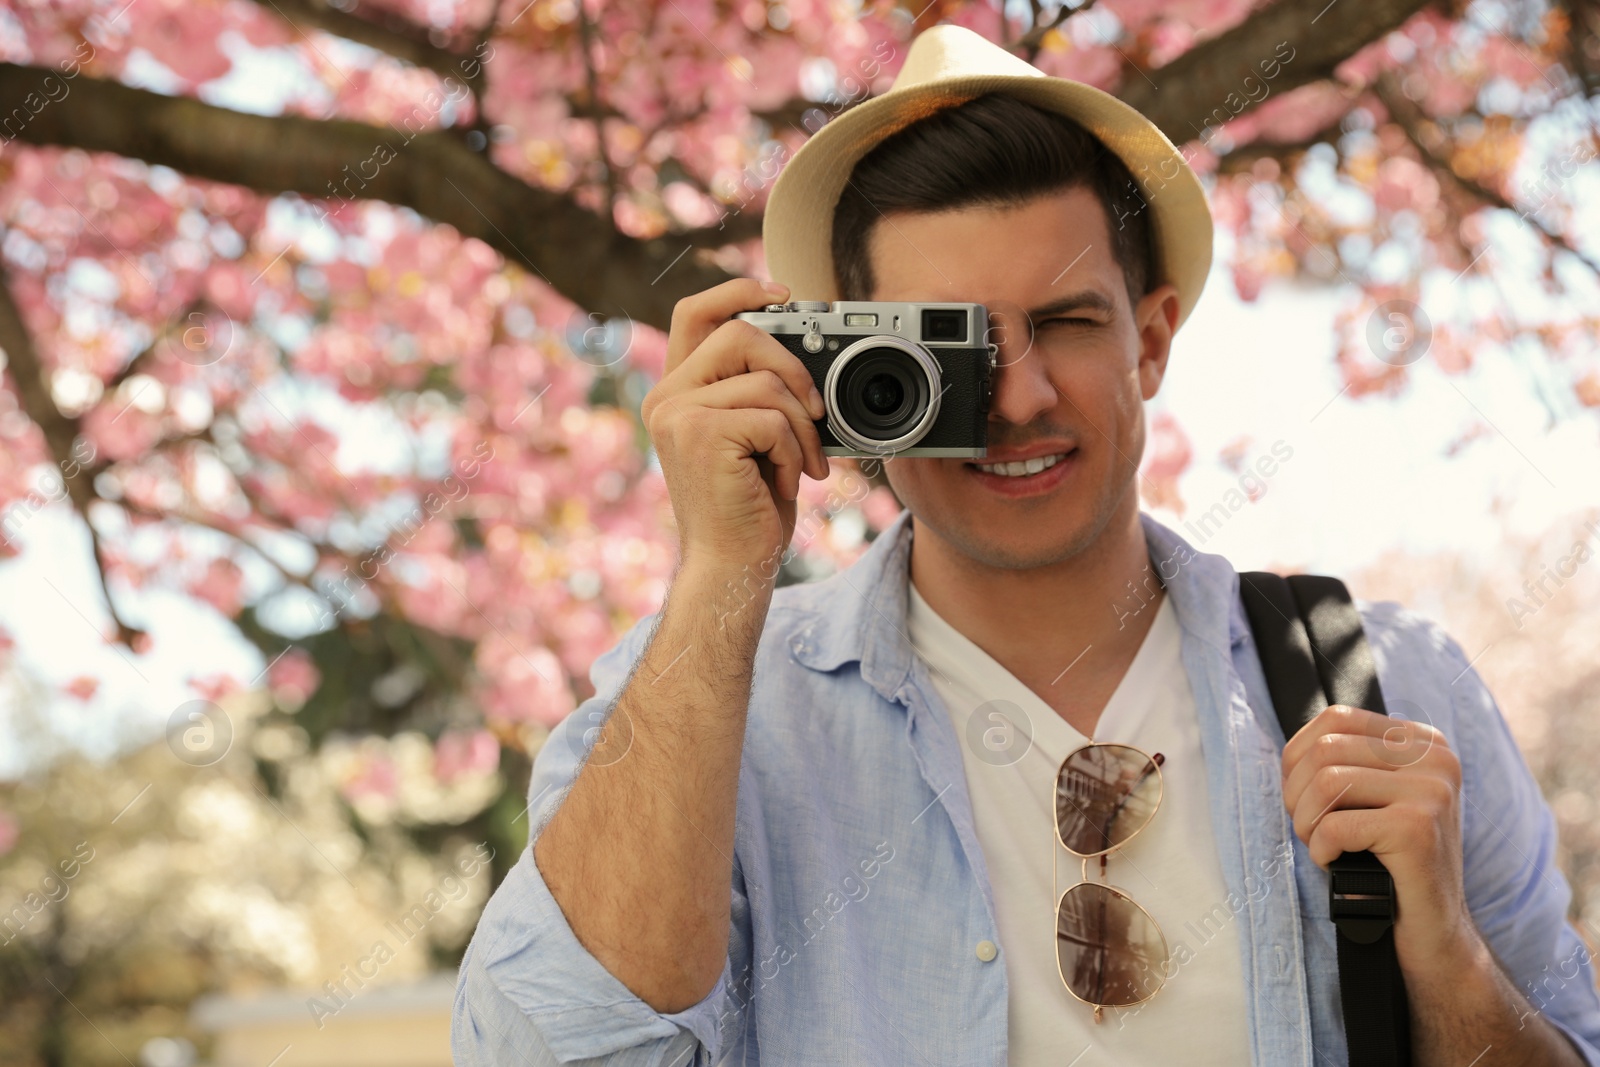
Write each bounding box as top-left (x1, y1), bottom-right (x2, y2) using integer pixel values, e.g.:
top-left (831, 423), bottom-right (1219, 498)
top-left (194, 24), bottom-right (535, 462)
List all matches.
top-left (452, 24), bottom-right (1600, 1066)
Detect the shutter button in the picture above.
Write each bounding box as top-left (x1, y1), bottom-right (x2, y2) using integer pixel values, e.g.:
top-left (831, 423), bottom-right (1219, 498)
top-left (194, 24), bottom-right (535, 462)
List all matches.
top-left (975, 940), bottom-right (998, 962)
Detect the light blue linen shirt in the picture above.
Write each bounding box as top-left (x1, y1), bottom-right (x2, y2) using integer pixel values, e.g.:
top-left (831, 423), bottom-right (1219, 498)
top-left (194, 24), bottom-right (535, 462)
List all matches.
top-left (453, 507), bottom-right (1600, 1065)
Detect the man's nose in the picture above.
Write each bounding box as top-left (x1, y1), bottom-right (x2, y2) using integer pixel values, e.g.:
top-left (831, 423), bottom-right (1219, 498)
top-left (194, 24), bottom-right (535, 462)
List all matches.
top-left (984, 307), bottom-right (1057, 426)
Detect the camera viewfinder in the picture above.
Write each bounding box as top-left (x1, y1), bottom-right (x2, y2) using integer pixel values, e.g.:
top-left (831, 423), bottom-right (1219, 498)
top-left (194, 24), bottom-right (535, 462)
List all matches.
top-left (922, 309), bottom-right (966, 343)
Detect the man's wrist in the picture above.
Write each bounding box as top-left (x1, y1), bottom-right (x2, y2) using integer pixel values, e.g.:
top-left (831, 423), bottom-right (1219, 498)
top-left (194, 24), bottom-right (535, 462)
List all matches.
top-left (1402, 921), bottom-right (1589, 1066)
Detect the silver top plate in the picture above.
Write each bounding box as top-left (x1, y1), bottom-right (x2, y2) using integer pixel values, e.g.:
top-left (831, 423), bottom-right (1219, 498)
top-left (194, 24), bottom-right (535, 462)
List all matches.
top-left (736, 301), bottom-right (988, 345)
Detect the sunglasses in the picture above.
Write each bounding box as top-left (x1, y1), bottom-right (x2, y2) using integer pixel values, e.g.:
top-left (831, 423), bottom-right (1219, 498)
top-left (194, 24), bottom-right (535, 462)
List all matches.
top-left (1053, 742), bottom-right (1170, 1023)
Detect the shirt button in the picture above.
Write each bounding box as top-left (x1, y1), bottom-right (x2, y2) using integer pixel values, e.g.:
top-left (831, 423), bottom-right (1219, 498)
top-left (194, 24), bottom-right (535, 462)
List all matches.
top-left (975, 940), bottom-right (998, 962)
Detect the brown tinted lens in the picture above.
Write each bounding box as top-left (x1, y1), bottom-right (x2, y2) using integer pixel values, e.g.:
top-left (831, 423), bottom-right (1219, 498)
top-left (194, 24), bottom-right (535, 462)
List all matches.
top-left (1057, 882), bottom-right (1167, 1008)
top-left (1055, 743), bottom-right (1161, 855)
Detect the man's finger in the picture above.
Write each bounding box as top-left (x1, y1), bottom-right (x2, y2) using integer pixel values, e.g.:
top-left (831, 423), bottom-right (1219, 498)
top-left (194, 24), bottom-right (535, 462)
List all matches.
top-left (1288, 763), bottom-right (1423, 844)
top-left (665, 278), bottom-right (789, 376)
top-left (1281, 704), bottom-right (1391, 774)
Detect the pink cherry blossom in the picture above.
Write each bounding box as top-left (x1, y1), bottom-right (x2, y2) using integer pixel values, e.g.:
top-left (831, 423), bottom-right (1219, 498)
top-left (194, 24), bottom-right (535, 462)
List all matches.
top-left (434, 728), bottom-right (501, 784)
top-left (0, 0), bottom-right (1587, 846)
top-left (1139, 411), bottom-right (1193, 515)
top-left (860, 484), bottom-right (903, 533)
top-left (268, 649), bottom-right (321, 705)
top-left (189, 557), bottom-right (245, 617)
top-left (187, 672), bottom-right (243, 703)
top-left (63, 675), bottom-right (100, 701)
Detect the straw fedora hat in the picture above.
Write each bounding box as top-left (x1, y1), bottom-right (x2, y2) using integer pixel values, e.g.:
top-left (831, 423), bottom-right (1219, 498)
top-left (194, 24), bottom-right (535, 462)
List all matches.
top-left (762, 23), bottom-right (1214, 332)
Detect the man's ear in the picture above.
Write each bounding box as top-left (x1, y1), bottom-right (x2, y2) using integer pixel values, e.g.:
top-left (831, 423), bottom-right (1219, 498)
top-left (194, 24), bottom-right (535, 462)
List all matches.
top-left (1134, 282), bottom-right (1180, 401)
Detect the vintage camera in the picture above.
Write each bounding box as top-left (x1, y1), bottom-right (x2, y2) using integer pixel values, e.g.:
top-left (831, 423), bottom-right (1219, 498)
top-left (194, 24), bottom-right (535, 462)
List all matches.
top-left (732, 300), bottom-right (995, 458)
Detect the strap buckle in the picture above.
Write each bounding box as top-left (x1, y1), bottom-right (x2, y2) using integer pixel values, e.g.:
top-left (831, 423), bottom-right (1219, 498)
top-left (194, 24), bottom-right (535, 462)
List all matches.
top-left (1328, 853), bottom-right (1396, 945)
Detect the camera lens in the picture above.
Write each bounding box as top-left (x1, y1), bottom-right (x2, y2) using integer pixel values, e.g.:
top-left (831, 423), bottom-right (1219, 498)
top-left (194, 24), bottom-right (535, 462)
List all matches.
top-left (836, 348), bottom-right (925, 440)
top-left (862, 373), bottom-right (904, 415)
top-left (824, 336), bottom-right (943, 454)
top-left (921, 310), bottom-right (966, 343)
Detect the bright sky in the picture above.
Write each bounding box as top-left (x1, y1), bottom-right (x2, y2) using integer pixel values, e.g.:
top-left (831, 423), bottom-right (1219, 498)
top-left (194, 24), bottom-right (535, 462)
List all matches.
top-left (1150, 269), bottom-right (1599, 573)
top-left (2, 33), bottom-right (1597, 780)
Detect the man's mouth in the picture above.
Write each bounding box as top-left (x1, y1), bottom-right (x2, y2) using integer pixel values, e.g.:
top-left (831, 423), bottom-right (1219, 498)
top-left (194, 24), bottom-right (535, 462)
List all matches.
top-left (966, 449), bottom-right (1075, 478)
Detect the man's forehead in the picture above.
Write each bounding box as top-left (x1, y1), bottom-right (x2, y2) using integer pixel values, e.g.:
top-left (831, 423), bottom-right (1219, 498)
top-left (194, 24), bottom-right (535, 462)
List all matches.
top-left (860, 190), bottom-right (1121, 308)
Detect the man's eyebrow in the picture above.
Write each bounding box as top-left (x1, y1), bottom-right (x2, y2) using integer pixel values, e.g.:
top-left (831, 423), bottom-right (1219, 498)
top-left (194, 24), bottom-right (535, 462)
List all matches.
top-left (1023, 291), bottom-right (1116, 320)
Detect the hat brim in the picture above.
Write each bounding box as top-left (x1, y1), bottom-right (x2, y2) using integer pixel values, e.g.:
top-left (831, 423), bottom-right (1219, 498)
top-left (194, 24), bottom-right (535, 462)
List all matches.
top-left (762, 75), bottom-right (1213, 332)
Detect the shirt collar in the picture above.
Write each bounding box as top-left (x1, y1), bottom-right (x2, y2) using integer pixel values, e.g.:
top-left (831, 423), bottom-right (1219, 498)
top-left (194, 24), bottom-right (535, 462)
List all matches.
top-left (784, 505), bottom-right (919, 704)
top-left (786, 506), bottom-right (1251, 699)
top-left (1138, 508), bottom-right (1255, 656)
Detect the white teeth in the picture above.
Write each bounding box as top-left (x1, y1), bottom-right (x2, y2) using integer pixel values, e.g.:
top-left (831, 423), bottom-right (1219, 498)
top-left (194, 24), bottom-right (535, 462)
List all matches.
top-left (975, 452), bottom-right (1068, 477)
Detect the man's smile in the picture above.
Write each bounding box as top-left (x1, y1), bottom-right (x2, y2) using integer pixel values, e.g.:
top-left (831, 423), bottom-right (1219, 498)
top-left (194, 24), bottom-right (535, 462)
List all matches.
top-left (962, 445), bottom-right (1081, 496)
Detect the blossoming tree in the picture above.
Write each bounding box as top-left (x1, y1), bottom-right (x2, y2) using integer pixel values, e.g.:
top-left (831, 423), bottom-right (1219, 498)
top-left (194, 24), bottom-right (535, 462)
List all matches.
top-left (0, 0), bottom-right (1595, 908)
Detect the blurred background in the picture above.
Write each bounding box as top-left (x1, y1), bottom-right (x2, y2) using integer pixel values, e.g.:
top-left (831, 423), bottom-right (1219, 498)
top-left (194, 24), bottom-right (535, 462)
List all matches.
top-left (0, 0), bottom-right (1596, 1063)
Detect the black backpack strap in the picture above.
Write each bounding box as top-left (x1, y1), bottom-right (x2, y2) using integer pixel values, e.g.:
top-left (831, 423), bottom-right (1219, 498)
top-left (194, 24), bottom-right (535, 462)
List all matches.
top-left (1239, 571), bottom-right (1412, 1067)
top-left (1287, 573), bottom-right (1388, 716)
top-left (1238, 571), bottom-right (1323, 739)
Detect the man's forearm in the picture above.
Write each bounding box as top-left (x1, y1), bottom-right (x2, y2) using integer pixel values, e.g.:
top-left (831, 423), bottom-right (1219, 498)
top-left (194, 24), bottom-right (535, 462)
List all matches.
top-left (1409, 930), bottom-right (1590, 1066)
top-left (533, 556), bottom-right (771, 1015)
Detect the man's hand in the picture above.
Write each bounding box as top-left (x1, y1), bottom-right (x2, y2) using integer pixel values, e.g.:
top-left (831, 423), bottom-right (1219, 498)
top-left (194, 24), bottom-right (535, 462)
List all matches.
top-left (1280, 703), bottom-right (1473, 969)
top-left (639, 278), bottom-right (831, 574)
top-left (1280, 704), bottom-right (1589, 1066)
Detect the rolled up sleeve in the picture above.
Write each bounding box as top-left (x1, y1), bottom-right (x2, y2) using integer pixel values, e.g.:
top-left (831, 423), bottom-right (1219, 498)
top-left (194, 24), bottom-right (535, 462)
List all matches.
top-left (452, 612), bottom-right (753, 1065)
top-left (1445, 633), bottom-right (1600, 1064)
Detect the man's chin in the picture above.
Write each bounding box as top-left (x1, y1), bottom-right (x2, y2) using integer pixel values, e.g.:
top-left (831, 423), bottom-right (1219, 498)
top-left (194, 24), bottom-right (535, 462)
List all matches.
top-left (928, 514), bottom-right (1091, 571)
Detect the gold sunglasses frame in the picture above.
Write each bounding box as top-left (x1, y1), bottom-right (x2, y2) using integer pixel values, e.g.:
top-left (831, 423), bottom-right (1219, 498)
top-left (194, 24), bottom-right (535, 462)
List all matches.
top-left (1052, 741), bottom-right (1170, 1023)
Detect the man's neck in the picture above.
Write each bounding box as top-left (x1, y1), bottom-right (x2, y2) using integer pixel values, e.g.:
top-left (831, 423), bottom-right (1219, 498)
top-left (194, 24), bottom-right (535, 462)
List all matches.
top-left (907, 505), bottom-right (1168, 737)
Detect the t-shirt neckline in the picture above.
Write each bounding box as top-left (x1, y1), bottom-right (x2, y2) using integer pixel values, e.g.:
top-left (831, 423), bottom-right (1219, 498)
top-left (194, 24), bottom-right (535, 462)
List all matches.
top-left (905, 577), bottom-right (1178, 761)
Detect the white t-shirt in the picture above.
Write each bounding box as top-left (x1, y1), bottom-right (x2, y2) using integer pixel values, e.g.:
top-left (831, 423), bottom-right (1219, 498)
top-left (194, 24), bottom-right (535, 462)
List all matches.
top-left (906, 580), bottom-right (1254, 1066)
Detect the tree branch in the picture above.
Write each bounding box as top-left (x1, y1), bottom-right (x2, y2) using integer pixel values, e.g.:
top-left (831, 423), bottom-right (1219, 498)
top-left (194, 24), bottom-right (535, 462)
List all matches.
top-left (1555, 0), bottom-right (1600, 99)
top-left (752, 98), bottom-right (819, 131)
top-left (1372, 72), bottom-right (1600, 278)
top-left (0, 263), bottom-right (91, 514)
top-left (759, 0), bottom-right (1431, 167)
top-left (1119, 0), bottom-right (1433, 145)
top-left (463, 1), bottom-right (504, 147)
top-left (575, 0), bottom-right (619, 220)
top-left (1015, 0), bottom-right (1089, 65)
top-left (0, 260), bottom-right (145, 646)
top-left (0, 0), bottom-right (1438, 336)
top-left (0, 63), bottom-right (748, 331)
top-left (102, 297), bottom-right (209, 392)
top-left (1213, 119), bottom-right (1346, 173)
top-left (117, 498), bottom-right (323, 597)
top-left (243, 0), bottom-right (478, 81)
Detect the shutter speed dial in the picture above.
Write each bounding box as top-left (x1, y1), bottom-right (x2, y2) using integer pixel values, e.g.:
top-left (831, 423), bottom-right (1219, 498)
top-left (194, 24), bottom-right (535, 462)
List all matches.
top-left (760, 300), bottom-right (832, 313)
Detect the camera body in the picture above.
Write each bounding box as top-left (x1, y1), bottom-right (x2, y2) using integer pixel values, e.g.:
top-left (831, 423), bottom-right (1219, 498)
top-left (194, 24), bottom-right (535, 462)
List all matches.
top-left (732, 300), bottom-right (995, 458)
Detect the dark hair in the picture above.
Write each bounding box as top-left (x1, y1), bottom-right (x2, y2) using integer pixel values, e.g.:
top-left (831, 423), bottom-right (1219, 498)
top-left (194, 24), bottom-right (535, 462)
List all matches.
top-left (830, 93), bottom-right (1153, 309)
